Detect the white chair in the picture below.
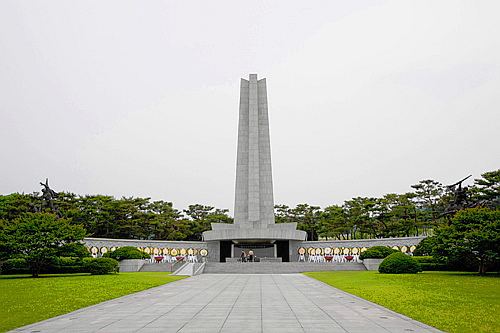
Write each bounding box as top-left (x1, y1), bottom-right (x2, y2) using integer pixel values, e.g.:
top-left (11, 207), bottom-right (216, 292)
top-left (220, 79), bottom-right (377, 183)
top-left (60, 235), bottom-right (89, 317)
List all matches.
top-left (298, 254), bottom-right (305, 262)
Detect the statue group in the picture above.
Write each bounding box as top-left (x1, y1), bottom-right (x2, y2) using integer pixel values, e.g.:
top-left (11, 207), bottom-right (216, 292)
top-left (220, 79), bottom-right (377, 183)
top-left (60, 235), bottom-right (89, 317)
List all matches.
top-left (34, 178), bottom-right (59, 214)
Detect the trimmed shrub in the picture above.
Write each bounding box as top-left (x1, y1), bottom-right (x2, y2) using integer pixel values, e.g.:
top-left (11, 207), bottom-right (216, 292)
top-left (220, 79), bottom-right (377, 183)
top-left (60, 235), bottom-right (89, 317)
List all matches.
top-left (105, 246), bottom-right (149, 261)
top-left (1, 257), bottom-right (88, 275)
top-left (379, 252), bottom-right (422, 274)
top-left (83, 258), bottom-right (119, 275)
top-left (412, 256), bottom-right (449, 271)
top-left (359, 246), bottom-right (398, 260)
top-left (1, 258), bottom-right (29, 274)
top-left (48, 257), bottom-right (85, 274)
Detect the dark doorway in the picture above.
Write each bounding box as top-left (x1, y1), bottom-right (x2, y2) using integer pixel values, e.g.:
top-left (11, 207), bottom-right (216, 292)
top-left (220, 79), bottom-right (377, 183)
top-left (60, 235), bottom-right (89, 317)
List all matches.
top-left (220, 241), bottom-right (232, 262)
top-left (276, 240), bottom-right (290, 262)
top-left (234, 243), bottom-right (274, 259)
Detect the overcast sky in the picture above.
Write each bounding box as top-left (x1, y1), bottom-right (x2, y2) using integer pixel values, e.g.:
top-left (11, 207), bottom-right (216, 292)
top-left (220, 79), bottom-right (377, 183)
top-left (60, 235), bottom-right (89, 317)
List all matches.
top-left (1, 1), bottom-right (499, 213)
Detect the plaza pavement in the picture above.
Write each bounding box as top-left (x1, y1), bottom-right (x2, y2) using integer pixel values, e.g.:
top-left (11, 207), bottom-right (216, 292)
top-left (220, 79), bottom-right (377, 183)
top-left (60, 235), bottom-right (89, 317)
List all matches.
top-left (13, 274), bottom-right (441, 333)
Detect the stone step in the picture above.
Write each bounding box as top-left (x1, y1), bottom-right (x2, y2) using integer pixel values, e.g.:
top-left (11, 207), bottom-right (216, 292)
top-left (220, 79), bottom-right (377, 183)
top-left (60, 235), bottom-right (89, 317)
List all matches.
top-left (203, 262), bottom-right (366, 274)
top-left (139, 262), bottom-right (183, 272)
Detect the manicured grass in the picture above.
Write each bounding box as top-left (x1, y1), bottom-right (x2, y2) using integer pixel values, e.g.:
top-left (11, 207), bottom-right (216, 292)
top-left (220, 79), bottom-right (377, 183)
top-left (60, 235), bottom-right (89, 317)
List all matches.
top-left (304, 271), bottom-right (500, 333)
top-left (0, 272), bottom-right (186, 332)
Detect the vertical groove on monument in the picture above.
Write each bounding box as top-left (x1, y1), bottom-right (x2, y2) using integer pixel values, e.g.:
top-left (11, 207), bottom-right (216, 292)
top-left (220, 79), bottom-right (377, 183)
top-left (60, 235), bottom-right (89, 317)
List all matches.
top-left (234, 78), bottom-right (249, 225)
top-left (248, 74), bottom-right (261, 223)
top-left (234, 74), bottom-right (274, 227)
top-left (257, 78), bottom-right (275, 226)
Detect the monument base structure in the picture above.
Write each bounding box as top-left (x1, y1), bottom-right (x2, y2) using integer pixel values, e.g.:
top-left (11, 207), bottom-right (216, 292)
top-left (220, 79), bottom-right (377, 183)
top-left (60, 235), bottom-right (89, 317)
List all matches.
top-left (203, 222), bottom-right (306, 262)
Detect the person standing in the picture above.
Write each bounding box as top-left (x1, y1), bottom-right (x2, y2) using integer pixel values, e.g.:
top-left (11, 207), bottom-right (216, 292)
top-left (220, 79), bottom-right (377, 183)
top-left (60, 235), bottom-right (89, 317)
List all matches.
top-left (248, 249), bottom-right (254, 262)
top-left (240, 250), bottom-right (247, 262)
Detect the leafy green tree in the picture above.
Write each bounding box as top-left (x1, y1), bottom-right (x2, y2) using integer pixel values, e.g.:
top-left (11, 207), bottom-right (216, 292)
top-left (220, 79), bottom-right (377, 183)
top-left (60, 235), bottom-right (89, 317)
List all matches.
top-left (66, 195), bottom-right (115, 237)
top-left (145, 200), bottom-right (184, 240)
top-left (413, 236), bottom-right (437, 256)
top-left (291, 204), bottom-right (321, 241)
top-left (434, 207), bottom-right (499, 275)
top-left (183, 204), bottom-right (232, 241)
top-left (274, 205), bottom-right (294, 224)
top-left (343, 197), bottom-right (376, 239)
top-left (373, 193), bottom-right (417, 237)
top-left (56, 242), bottom-right (90, 258)
top-left (0, 193), bottom-right (37, 221)
top-left (317, 205), bottom-right (348, 240)
top-left (471, 169), bottom-right (500, 208)
top-left (0, 213), bottom-right (86, 277)
top-left (410, 179), bottom-right (446, 233)
top-left (162, 218), bottom-right (193, 241)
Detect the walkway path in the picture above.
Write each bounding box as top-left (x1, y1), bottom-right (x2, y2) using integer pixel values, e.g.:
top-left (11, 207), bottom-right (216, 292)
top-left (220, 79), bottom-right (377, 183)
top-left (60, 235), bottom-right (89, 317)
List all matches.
top-left (13, 274), bottom-right (441, 333)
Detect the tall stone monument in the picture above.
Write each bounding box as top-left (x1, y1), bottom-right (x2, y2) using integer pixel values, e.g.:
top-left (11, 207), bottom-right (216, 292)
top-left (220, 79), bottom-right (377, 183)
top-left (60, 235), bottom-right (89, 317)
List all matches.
top-left (203, 74), bottom-right (306, 262)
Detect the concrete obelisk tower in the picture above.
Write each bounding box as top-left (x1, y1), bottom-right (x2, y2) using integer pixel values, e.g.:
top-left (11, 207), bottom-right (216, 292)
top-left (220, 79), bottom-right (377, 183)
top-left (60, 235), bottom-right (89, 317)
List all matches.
top-left (234, 74), bottom-right (275, 228)
top-left (203, 74), bottom-right (306, 262)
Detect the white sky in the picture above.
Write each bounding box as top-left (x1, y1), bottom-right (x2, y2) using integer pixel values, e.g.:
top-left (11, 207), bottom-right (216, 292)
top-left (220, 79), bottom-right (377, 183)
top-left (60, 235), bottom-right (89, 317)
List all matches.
top-left (1, 1), bottom-right (499, 213)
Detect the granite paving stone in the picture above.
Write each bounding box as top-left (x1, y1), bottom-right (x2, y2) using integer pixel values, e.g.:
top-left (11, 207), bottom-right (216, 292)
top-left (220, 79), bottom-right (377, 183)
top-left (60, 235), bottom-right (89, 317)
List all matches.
top-left (12, 274), bottom-right (442, 333)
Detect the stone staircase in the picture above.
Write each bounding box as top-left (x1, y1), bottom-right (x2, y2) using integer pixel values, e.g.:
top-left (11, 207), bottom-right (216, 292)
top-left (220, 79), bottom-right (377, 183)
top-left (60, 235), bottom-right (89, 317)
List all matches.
top-left (139, 262), bottom-right (184, 273)
top-left (171, 262), bottom-right (206, 276)
top-left (203, 262), bottom-right (366, 274)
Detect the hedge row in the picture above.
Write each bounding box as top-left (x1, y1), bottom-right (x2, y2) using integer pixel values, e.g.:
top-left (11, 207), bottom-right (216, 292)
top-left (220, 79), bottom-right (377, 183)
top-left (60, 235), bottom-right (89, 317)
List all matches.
top-left (1, 257), bottom-right (119, 275)
top-left (412, 256), bottom-right (450, 271)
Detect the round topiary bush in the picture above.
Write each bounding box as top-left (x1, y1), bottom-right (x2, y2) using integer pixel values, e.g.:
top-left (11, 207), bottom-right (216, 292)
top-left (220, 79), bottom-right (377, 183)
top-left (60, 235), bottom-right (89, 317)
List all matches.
top-left (105, 246), bottom-right (149, 261)
top-left (378, 252), bottom-right (422, 274)
top-left (83, 258), bottom-right (119, 275)
top-left (359, 246), bottom-right (398, 260)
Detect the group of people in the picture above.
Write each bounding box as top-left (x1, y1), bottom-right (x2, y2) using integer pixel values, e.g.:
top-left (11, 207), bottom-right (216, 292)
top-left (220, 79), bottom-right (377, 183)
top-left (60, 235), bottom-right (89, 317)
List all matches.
top-left (240, 249), bottom-right (255, 262)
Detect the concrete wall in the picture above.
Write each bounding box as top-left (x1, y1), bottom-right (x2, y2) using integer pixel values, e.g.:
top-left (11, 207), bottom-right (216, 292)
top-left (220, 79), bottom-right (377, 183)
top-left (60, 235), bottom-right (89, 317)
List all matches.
top-left (206, 241), bottom-right (220, 262)
top-left (363, 259), bottom-right (384, 271)
top-left (290, 236), bottom-right (426, 261)
top-left (83, 237), bottom-right (208, 258)
top-left (84, 236), bottom-right (426, 263)
top-left (119, 259), bottom-right (146, 272)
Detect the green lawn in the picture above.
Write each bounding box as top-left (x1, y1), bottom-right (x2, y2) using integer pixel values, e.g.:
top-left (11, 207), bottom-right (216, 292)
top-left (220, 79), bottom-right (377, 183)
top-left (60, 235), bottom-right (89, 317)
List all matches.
top-left (0, 272), bottom-right (186, 332)
top-left (304, 271), bottom-right (500, 333)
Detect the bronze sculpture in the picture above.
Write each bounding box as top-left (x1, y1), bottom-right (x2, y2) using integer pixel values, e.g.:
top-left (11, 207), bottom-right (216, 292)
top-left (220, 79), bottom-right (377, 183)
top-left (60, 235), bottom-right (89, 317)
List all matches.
top-left (39, 178), bottom-right (58, 213)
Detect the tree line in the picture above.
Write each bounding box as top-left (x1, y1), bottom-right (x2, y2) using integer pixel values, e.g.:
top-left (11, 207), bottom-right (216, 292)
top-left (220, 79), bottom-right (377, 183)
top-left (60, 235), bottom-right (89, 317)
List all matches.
top-left (0, 169), bottom-right (498, 242)
top-left (277, 170), bottom-right (498, 240)
top-left (0, 195), bottom-right (232, 241)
